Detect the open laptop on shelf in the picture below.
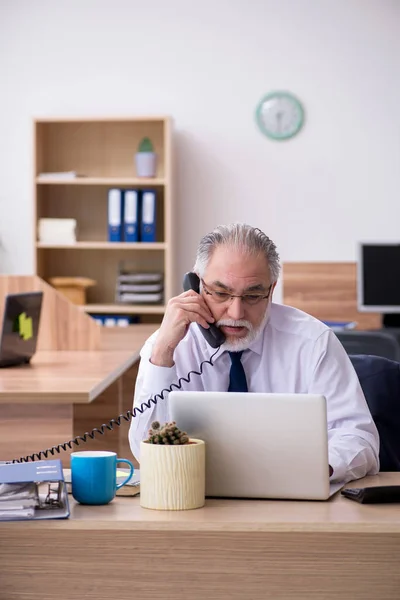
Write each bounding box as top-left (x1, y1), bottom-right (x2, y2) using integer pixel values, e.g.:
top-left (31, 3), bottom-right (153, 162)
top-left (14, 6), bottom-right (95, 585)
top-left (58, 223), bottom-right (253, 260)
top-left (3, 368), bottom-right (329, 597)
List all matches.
top-left (169, 391), bottom-right (344, 501)
top-left (0, 292), bottom-right (43, 368)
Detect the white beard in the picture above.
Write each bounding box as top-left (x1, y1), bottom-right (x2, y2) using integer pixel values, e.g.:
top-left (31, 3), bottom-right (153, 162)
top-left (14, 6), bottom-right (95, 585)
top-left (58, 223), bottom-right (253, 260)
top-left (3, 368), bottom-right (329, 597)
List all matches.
top-left (217, 307), bottom-right (270, 352)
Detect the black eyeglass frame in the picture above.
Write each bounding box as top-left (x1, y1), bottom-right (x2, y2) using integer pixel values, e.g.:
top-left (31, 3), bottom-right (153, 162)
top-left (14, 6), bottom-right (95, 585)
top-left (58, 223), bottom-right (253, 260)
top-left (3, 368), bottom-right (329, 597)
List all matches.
top-left (201, 279), bottom-right (273, 306)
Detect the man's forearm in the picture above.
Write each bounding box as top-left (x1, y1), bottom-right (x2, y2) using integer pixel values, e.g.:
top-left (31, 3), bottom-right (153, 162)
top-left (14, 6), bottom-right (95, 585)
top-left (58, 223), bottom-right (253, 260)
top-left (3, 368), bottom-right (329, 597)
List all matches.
top-left (328, 436), bottom-right (379, 483)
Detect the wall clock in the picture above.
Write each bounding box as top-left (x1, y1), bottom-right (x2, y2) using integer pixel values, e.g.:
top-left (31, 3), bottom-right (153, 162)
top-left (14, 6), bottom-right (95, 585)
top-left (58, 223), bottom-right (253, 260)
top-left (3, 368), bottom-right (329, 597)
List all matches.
top-left (255, 91), bottom-right (304, 140)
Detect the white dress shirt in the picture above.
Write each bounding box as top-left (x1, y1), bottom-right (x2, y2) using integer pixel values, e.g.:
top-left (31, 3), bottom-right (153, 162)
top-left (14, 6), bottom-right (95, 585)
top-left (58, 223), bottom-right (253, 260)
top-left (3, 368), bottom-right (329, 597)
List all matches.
top-left (129, 302), bottom-right (380, 483)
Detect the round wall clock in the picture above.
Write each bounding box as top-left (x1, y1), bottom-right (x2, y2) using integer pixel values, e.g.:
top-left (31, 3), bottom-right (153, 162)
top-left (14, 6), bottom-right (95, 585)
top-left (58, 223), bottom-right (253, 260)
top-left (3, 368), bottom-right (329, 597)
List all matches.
top-left (255, 91), bottom-right (304, 140)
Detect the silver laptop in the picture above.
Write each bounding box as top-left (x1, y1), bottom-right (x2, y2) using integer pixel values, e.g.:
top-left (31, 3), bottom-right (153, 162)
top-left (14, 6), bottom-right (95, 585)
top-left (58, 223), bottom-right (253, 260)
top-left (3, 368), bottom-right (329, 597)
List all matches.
top-left (169, 391), bottom-right (343, 501)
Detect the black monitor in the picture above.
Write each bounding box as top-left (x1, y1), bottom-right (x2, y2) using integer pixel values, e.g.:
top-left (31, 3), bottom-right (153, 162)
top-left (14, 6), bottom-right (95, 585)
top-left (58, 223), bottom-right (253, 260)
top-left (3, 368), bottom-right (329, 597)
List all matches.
top-left (358, 243), bottom-right (400, 325)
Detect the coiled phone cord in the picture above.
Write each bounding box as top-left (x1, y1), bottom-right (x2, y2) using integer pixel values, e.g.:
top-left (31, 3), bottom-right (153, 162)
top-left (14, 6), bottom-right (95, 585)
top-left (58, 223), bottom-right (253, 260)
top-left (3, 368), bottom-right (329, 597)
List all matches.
top-left (12, 346), bottom-right (221, 463)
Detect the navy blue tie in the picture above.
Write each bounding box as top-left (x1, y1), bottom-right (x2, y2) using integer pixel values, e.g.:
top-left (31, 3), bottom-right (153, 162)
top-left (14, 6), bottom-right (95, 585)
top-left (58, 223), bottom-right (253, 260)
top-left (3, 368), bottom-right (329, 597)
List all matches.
top-left (228, 351), bottom-right (248, 392)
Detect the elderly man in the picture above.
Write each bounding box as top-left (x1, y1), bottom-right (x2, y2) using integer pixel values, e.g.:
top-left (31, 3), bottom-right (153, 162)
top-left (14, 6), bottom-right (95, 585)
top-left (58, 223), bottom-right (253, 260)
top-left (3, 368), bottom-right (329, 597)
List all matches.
top-left (129, 223), bottom-right (379, 483)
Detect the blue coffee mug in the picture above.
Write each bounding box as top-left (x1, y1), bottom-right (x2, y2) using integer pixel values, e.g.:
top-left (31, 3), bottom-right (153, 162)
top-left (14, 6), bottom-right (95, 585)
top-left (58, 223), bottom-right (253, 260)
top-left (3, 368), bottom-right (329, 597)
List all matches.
top-left (71, 450), bottom-right (134, 505)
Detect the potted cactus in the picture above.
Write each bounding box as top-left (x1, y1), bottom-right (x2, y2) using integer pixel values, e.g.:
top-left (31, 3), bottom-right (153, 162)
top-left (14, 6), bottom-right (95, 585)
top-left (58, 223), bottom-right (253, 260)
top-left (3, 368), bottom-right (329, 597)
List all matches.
top-left (135, 136), bottom-right (157, 177)
top-left (140, 421), bottom-right (205, 511)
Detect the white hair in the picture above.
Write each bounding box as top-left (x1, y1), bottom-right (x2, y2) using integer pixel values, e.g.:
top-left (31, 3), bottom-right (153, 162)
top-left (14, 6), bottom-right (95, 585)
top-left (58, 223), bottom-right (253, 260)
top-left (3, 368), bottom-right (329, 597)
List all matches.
top-left (193, 223), bottom-right (281, 283)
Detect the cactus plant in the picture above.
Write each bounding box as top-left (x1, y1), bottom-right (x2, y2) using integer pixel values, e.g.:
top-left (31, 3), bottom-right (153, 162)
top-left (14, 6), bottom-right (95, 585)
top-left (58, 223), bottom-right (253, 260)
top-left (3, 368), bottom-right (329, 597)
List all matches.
top-left (140, 420), bottom-right (205, 509)
top-left (146, 420), bottom-right (190, 445)
top-left (137, 137), bottom-right (154, 153)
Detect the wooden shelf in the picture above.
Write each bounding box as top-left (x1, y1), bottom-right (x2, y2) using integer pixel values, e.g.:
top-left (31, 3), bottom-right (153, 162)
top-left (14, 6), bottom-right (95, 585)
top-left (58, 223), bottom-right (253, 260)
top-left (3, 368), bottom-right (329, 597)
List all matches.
top-left (36, 177), bottom-right (165, 186)
top-left (36, 242), bottom-right (166, 250)
top-left (34, 116), bottom-right (173, 317)
top-left (81, 304), bottom-right (166, 315)
top-left (35, 116), bottom-right (167, 123)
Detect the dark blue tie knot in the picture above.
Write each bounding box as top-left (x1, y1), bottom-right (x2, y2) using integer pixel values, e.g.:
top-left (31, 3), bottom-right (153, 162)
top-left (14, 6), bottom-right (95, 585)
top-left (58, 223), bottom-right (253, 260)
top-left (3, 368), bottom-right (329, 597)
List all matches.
top-left (229, 351), bottom-right (243, 363)
top-left (228, 351), bottom-right (248, 392)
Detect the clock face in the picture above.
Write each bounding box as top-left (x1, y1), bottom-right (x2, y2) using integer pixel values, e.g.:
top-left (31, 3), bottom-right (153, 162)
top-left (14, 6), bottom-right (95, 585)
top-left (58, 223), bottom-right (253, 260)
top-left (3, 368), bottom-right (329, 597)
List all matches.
top-left (255, 92), bottom-right (304, 140)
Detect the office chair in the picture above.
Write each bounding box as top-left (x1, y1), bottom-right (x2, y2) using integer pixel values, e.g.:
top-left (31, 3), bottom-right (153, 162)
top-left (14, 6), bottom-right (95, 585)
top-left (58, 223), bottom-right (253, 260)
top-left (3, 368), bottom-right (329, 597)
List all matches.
top-left (335, 330), bottom-right (400, 362)
top-left (350, 354), bottom-right (400, 471)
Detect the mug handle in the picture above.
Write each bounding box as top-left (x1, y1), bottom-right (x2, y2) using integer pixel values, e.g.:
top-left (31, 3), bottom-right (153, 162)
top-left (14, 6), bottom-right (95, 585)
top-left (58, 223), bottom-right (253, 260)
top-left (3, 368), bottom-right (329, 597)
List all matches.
top-left (116, 458), bottom-right (134, 490)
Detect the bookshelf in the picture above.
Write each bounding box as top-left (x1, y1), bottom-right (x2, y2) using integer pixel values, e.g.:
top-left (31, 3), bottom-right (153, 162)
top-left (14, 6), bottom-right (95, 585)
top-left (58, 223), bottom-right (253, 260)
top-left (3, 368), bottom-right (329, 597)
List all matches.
top-left (33, 117), bottom-right (173, 321)
top-left (36, 176), bottom-right (166, 186)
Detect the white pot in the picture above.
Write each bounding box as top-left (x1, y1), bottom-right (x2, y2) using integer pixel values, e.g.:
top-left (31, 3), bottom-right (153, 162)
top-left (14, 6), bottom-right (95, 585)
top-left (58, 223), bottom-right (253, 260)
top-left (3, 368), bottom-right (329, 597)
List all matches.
top-left (139, 439), bottom-right (205, 510)
top-left (135, 152), bottom-right (157, 177)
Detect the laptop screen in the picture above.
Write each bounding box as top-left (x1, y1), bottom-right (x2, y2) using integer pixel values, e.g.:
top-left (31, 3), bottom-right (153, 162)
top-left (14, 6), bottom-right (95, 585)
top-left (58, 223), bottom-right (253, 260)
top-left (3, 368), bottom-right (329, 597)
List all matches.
top-left (0, 292), bottom-right (43, 365)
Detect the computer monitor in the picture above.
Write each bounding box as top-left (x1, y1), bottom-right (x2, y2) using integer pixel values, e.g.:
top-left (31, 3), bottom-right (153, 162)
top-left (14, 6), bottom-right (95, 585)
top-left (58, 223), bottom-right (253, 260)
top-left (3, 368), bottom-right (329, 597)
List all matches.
top-left (358, 242), bottom-right (400, 319)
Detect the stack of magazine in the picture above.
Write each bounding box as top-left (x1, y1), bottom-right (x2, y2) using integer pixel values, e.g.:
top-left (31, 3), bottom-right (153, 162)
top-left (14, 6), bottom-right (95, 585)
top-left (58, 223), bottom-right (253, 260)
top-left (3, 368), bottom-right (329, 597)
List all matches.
top-left (116, 272), bottom-right (164, 305)
top-left (0, 459), bottom-right (70, 521)
top-left (63, 468), bottom-right (140, 497)
top-left (0, 481), bottom-right (38, 520)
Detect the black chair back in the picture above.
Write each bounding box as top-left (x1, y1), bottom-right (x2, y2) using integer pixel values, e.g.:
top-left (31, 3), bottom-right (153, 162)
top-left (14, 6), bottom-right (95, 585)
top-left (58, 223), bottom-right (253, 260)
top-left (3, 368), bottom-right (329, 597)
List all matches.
top-left (336, 331), bottom-right (400, 362)
top-left (350, 354), bottom-right (400, 471)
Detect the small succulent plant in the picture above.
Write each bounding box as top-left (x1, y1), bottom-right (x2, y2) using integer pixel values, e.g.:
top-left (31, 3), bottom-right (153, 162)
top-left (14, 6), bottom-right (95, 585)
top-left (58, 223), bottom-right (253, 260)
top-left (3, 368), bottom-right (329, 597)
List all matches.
top-left (137, 137), bottom-right (154, 153)
top-left (146, 421), bottom-right (189, 445)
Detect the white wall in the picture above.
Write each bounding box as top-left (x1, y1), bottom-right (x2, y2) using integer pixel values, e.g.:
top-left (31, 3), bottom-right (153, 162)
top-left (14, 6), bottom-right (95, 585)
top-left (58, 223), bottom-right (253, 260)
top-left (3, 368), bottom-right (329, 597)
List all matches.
top-left (1, 0), bottom-right (399, 300)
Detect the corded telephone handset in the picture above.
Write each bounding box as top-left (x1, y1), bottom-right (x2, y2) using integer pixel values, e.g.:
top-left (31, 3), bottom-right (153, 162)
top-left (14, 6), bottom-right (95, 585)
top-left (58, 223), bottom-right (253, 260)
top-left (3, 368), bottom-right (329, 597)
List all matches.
top-left (11, 272), bottom-right (223, 463)
top-left (182, 272), bottom-right (226, 348)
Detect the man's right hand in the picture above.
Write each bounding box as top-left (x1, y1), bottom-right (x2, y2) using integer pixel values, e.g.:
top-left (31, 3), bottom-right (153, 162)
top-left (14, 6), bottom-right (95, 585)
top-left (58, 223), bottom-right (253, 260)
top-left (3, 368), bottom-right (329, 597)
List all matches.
top-left (150, 289), bottom-right (215, 367)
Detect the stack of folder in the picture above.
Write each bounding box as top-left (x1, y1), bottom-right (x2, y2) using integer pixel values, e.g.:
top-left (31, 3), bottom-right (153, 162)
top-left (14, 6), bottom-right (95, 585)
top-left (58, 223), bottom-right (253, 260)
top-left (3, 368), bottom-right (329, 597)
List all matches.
top-left (115, 272), bottom-right (164, 304)
top-left (108, 188), bottom-right (157, 242)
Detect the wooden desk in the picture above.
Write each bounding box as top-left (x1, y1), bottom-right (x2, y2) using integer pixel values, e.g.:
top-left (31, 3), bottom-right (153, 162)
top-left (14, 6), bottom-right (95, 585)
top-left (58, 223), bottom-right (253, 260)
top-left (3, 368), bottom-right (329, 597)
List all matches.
top-left (0, 350), bottom-right (137, 404)
top-left (0, 325), bottom-right (156, 465)
top-left (1, 473), bottom-right (399, 600)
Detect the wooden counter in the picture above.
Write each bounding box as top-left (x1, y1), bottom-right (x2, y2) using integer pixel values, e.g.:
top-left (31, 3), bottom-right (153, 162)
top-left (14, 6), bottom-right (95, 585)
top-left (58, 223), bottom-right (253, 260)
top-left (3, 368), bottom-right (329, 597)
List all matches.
top-left (0, 325), bottom-right (157, 465)
top-left (0, 350), bottom-right (137, 403)
top-left (1, 473), bottom-right (399, 599)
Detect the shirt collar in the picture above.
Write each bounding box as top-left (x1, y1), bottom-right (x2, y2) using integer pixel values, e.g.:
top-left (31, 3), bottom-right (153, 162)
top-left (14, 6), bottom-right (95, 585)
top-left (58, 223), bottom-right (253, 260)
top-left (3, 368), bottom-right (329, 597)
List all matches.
top-left (245, 326), bottom-right (265, 356)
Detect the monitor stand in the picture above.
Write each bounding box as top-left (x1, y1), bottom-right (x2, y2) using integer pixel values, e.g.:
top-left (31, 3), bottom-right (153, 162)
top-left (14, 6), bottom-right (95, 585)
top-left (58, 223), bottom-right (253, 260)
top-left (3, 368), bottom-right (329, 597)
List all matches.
top-left (382, 314), bottom-right (400, 329)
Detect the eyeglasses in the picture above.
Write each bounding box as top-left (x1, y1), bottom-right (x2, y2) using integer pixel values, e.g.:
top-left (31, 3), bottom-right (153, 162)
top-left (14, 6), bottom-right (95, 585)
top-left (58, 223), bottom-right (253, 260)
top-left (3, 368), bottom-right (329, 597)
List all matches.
top-left (201, 279), bottom-right (273, 306)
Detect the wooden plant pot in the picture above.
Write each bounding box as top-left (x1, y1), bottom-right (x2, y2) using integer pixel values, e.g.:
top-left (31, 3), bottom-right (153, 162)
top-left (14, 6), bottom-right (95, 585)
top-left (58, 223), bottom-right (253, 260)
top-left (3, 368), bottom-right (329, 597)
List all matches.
top-left (139, 439), bottom-right (205, 510)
